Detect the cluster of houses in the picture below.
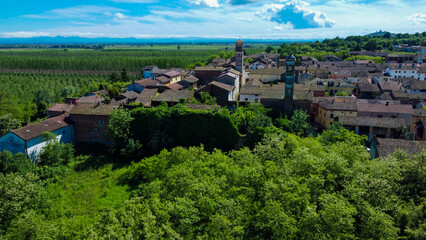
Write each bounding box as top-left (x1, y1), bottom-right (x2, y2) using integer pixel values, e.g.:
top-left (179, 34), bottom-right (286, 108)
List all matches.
top-left (1, 40), bottom-right (425, 160)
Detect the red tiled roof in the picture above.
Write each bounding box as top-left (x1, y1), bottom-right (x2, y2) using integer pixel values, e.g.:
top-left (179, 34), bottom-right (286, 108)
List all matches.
top-left (47, 103), bottom-right (74, 113)
top-left (12, 114), bottom-right (71, 141)
top-left (357, 102), bottom-right (414, 114)
top-left (134, 78), bottom-right (158, 87)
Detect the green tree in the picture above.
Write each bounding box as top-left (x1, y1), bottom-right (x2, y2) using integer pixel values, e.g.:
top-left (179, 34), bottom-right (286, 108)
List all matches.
top-left (288, 109), bottom-right (310, 135)
top-left (0, 114), bottom-right (21, 136)
top-left (107, 109), bottom-right (142, 158)
top-left (265, 46), bottom-right (275, 53)
top-left (108, 86), bottom-right (120, 98)
top-left (0, 151), bottom-right (34, 175)
top-left (334, 91), bottom-right (349, 96)
top-left (121, 68), bottom-right (129, 82)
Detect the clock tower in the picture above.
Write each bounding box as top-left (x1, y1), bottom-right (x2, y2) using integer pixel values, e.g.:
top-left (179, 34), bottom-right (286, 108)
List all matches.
top-left (284, 55), bottom-right (296, 116)
top-left (235, 39), bottom-right (244, 74)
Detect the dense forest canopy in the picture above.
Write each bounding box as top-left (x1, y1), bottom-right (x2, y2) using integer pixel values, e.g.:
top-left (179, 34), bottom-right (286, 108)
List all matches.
top-left (0, 124), bottom-right (424, 239)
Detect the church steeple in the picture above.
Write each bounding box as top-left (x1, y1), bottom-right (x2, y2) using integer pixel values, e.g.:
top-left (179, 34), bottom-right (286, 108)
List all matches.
top-left (235, 39), bottom-right (244, 73)
top-left (284, 54), bottom-right (296, 116)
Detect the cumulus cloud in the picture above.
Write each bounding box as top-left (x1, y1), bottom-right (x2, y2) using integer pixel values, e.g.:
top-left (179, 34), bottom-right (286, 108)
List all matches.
top-left (228, 0), bottom-right (259, 5)
top-left (258, 0), bottom-right (334, 29)
top-left (407, 13), bottom-right (426, 25)
top-left (187, 0), bottom-right (220, 7)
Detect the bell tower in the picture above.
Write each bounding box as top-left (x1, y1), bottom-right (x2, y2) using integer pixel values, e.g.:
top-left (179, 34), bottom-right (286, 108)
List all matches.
top-left (284, 55), bottom-right (296, 116)
top-left (235, 39), bottom-right (244, 74)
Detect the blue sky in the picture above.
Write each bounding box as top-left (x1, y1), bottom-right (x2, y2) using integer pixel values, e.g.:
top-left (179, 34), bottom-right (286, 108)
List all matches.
top-left (0, 0), bottom-right (425, 39)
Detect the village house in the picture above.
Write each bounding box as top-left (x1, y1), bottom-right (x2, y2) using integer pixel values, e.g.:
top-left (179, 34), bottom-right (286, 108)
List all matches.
top-left (239, 82), bottom-right (285, 110)
top-left (178, 75), bottom-right (199, 89)
top-left (151, 90), bottom-right (194, 107)
top-left (163, 70), bottom-right (182, 84)
top-left (0, 114), bottom-right (73, 160)
top-left (356, 100), bottom-right (415, 129)
top-left (249, 68), bottom-right (286, 83)
top-left (127, 78), bottom-right (159, 93)
top-left (197, 81), bottom-right (237, 106)
top-left (69, 103), bottom-right (116, 144)
top-left (142, 65), bottom-right (159, 79)
top-left (340, 116), bottom-right (406, 140)
top-left (356, 83), bottom-right (380, 99)
top-left (47, 103), bottom-right (75, 118)
top-left (194, 66), bottom-right (224, 85)
top-left (317, 97), bottom-right (358, 128)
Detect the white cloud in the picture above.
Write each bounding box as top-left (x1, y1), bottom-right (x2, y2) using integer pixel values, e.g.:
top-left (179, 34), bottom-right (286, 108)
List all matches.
top-left (0, 32), bottom-right (51, 38)
top-left (407, 13), bottom-right (426, 25)
top-left (21, 5), bottom-right (125, 19)
top-left (187, 0), bottom-right (221, 8)
top-left (114, 12), bottom-right (127, 19)
top-left (258, 1), bottom-right (334, 29)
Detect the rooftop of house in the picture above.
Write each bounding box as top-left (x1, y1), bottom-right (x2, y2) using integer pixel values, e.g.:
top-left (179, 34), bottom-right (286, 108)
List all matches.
top-left (378, 80), bottom-right (403, 91)
top-left (358, 83), bottom-right (380, 92)
top-left (69, 103), bottom-right (117, 116)
top-left (79, 94), bottom-right (105, 104)
top-left (152, 90), bottom-right (194, 103)
top-left (194, 66), bottom-right (224, 71)
top-left (164, 70), bottom-right (181, 78)
top-left (379, 92), bottom-right (394, 100)
top-left (12, 114), bottom-right (71, 141)
top-left (319, 100), bottom-right (358, 111)
top-left (209, 81), bottom-right (235, 92)
top-left (391, 90), bottom-right (409, 99)
top-left (414, 109), bottom-right (426, 117)
top-left (47, 103), bottom-right (75, 113)
top-left (135, 88), bottom-right (158, 107)
top-left (250, 67), bottom-right (286, 75)
top-left (183, 75), bottom-right (199, 83)
top-left (340, 116), bottom-right (406, 128)
top-left (156, 76), bottom-right (171, 84)
top-left (167, 82), bottom-right (184, 91)
top-left (134, 78), bottom-right (158, 87)
top-left (406, 81), bottom-right (426, 91)
top-left (376, 138), bottom-right (426, 157)
top-left (356, 102), bottom-right (414, 114)
top-left (121, 90), bottom-right (139, 100)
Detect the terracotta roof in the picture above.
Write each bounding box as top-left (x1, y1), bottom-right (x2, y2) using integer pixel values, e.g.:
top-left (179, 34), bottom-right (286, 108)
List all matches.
top-left (134, 78), bottom-right (158, 87)
top-left (356, 102), bottom-right (414, 114)
top-left (340, 116), bottom-right (405, 128)
top-left (12, 114), bottom-right (71, 141)
top-left (250, 68), bottom-right (286, 75)
top-left (79, 95), bottom-right (105, 104)
top-left (391, 90), bottom-right (409, 99)
top-left (47, 103), bottom-right (74, 113)
top-left (194, 66), bottom-right (224, 71)
top-left (153, 90), bottom-right (194, 103)
top-left (184, 76), bottom-right (199, 83)
top-left (358, 83), bottom-right (380, 92)
top-left (380, 92), bottom-right (393, 100)
top-left (210, 81), bottom-right (235, 92)
top-left (135, 88), bottom-right (158, 107)
top-left (164, 70), bottom-right (181, 78)
top-left (319, 101), bottom-right (358, 111)
top-left (379, 81), bottom-right (403, 91)
top-left (376, 138), bottom-right (426, 157)
top-left (121, 91), bottom-right (139, 100)
top-left (167, 83), bottom-right (184, 91)
top-left (156, 76), bottom-right (171, 84)
top-left (70, 103), bottom-right (116, 116)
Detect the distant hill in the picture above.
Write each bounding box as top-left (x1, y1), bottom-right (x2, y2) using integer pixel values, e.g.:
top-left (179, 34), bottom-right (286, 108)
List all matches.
top-left (367, 30), bottom-right (395, 37)
top-left (0, 36), bottom-right (321, 45)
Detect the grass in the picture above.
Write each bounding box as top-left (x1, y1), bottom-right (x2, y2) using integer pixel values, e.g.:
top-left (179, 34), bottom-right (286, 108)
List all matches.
top-left (45, 150), bottom-right (132, 236)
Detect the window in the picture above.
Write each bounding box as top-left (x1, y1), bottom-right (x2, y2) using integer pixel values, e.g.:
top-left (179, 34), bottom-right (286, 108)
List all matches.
top-left (99, 121), bottom-right (105, 125)
top-left (94, 127), bottom-right (99, 132)
top-left (63, 131), bottom-right (66, 134)
top-left (330, 114), bottom-right (334, 118)
top-left (391, 115), bottom-right (396, 118)
top-left (378, 115), bottom-right (383, 118)
top-left (245, 98), bottom-right (248, 101)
